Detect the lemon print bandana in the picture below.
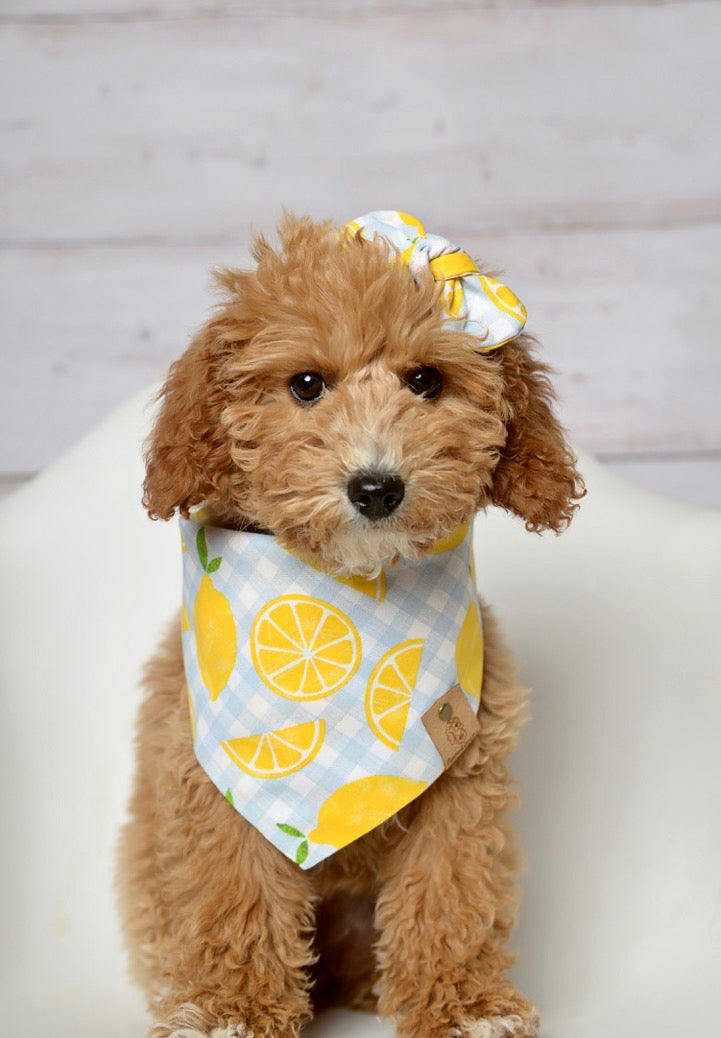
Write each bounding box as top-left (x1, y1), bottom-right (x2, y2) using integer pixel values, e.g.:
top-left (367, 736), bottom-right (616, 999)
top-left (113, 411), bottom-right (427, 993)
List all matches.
top-left (180, 518), bottom-right (484, 869)
top-left (344, 210), bottom-right (527, 350)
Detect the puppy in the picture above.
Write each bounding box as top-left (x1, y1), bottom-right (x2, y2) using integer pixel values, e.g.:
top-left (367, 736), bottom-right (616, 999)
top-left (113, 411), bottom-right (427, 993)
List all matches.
top-left (116, 211), bottom-right (583, 1038)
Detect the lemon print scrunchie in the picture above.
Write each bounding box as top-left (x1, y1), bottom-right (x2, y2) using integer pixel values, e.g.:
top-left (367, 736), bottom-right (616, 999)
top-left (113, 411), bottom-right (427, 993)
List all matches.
top-left (344, 210), bottom-right (527, 351)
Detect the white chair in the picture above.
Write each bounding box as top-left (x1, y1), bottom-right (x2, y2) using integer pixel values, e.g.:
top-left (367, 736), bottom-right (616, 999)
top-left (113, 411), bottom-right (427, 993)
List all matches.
top-left (1, 387), bottom-right (719, 1038)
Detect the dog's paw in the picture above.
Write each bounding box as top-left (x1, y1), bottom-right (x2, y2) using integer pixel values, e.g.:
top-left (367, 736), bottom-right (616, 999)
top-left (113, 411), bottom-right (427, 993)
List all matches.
top-left (452, 1009), bottom-right (539, 1038)
top-left (149, 1003), bottom-right (252, 1038)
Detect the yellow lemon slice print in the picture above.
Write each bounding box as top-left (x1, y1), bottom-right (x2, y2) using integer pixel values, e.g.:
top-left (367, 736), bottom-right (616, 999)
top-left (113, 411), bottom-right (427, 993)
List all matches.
top-left (251, 595), bottom-right (361, 700)
top-left (309, 775), bottom-right (427, 848)
top-left (455, 600), bottom-right (484, 700)
top-left (365, 639), bottom-right (424, 750)
top-left (222, 719), bottom-right (325, 779)
top-left (479, 275), bottom-right (527, 325)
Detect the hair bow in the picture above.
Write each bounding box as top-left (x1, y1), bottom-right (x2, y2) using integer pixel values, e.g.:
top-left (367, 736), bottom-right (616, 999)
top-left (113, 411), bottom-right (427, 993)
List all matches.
top-left (344, 210), bottom-right (527, 351)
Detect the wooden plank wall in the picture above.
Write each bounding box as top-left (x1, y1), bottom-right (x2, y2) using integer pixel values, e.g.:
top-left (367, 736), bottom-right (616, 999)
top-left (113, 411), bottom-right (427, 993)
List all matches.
top-left (1, 0), bottom-right (719, 505)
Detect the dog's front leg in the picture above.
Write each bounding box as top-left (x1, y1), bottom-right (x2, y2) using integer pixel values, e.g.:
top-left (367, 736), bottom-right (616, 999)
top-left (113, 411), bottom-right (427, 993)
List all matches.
top-left (147, 815), bottom-right (316, 1038)
top-left (374, 768), bottom-right (538, 1038)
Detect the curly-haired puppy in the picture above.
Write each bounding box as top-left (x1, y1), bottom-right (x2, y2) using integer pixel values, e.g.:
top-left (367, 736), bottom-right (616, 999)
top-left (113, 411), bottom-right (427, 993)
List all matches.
top-left (116, 211), bottom-right (583, 1038)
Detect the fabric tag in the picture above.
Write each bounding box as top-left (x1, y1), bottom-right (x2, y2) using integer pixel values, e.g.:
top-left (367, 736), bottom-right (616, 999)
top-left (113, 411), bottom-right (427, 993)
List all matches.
top-left (422, 683), bottom-right (481, 768)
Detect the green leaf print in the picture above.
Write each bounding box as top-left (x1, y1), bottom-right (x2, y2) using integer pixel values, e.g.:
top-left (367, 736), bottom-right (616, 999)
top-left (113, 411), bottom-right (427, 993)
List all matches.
top-left (225, 788), bottom-right (234, 807)
top-left (207, 556), bottom-right (222, 573)
top-left (277, 823), bottom-right (305, 839)
top-left (196, 528), bottom-right (209, 571)
top-left (276, 822), bottom-right (310, 864)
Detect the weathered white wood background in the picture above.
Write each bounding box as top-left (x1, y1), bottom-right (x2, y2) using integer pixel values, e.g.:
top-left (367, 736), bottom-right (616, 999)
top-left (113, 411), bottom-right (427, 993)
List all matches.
top-left (1, 0), bottom-right (720, 506)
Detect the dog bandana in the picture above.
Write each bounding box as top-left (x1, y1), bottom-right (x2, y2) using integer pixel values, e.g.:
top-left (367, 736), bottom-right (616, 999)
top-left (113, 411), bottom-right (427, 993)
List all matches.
top-left (180, 518), bottom-right (484, 869)
top-left (344, 210), bottom-right (527, 350)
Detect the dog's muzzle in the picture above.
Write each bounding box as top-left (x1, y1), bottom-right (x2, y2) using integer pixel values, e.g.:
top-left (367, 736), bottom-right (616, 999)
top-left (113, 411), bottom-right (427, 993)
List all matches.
top-left (347, 471), bottom-right (405, 521)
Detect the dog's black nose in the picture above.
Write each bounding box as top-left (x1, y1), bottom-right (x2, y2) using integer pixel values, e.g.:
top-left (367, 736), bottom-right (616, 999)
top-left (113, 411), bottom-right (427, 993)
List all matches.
top-left (347, 472), bottom-right (405, 521)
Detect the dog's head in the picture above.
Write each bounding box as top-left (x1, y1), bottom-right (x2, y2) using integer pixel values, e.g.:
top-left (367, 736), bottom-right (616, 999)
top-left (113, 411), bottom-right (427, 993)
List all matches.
top-left (143, 214), bottom-right (584, 574)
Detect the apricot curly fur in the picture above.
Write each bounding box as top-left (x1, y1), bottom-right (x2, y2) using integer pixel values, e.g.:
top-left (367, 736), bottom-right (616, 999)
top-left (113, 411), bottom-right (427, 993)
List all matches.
top-left (490, 337), bottom-right (585, 532)
top-left (117, 213), bottom-right (583, 1038)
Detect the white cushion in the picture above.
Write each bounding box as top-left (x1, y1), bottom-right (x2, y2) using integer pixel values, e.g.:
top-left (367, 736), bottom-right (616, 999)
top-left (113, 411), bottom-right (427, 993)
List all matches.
top-left (1, 386), bottom-right (719, 1037)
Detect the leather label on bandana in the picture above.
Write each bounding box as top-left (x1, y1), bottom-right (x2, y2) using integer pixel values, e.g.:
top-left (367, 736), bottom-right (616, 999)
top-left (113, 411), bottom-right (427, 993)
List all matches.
top-left (422, 684), bottom-right (481, 768)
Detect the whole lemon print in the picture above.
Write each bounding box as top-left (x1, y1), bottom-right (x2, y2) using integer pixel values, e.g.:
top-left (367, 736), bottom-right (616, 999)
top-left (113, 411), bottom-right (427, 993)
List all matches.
top-left (309, 775), bottom-right (427, 848)
top-left (192, 528), bottom-right (237, 700)
top-left (251, 595), bottom-right (361, 700)
top-left (455, 600), bottom-right (483, 699)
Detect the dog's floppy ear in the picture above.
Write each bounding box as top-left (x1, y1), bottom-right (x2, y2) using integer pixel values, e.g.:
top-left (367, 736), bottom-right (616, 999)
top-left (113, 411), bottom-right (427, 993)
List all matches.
top-left (490, 336), bottom-right (585, 532)
top-left (142, 318), bottom-right (237, 520)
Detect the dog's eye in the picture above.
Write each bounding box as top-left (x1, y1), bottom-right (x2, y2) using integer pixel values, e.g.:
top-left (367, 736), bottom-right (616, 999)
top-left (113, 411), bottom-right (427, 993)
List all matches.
top-left (403, 367), bottom-right (443, 399)
top-left (289, 372), bottom-right (326, 403)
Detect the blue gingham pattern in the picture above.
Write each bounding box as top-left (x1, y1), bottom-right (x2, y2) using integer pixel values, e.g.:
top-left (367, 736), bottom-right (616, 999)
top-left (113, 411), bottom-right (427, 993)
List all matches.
top-left (180, 518), bottom-right (481, 869)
